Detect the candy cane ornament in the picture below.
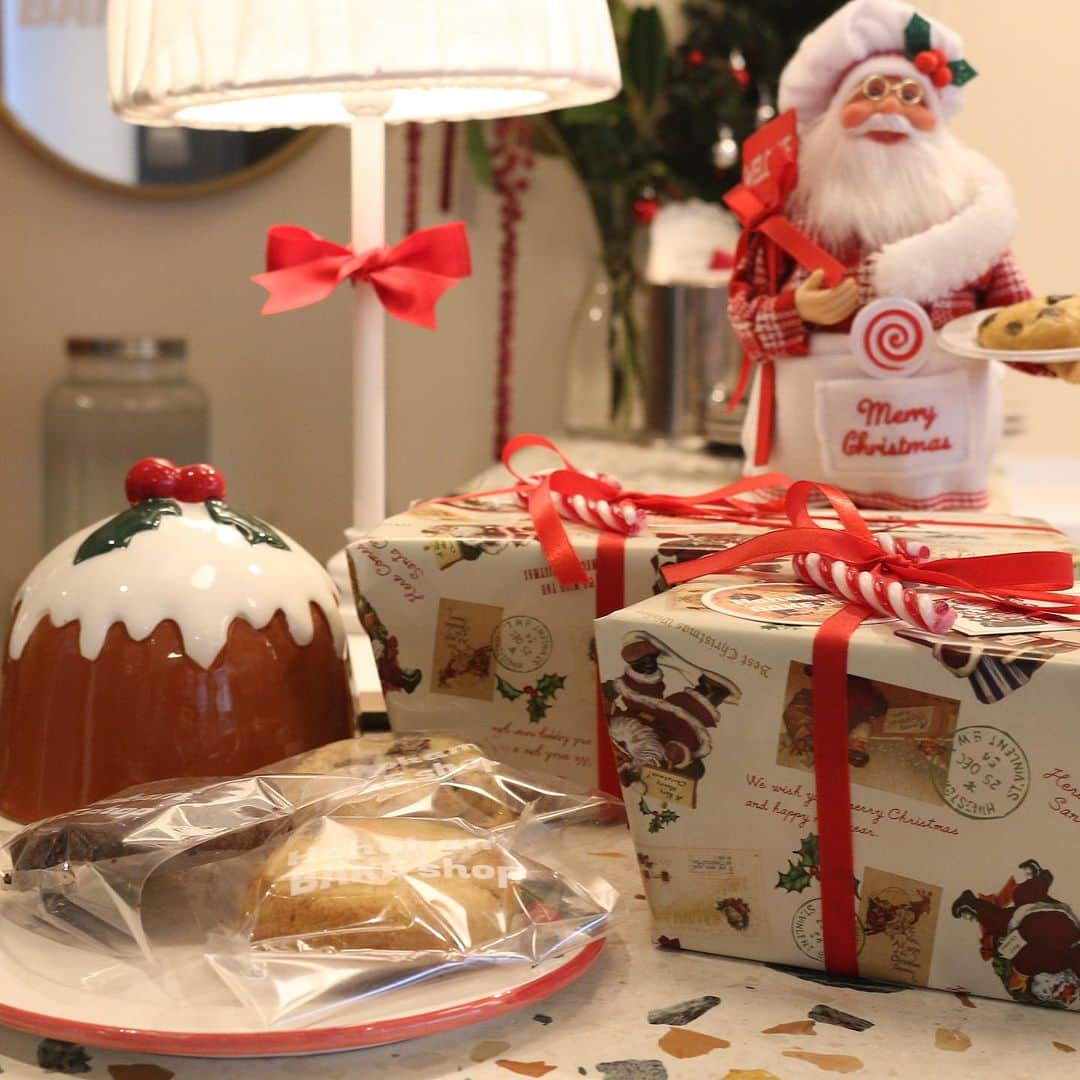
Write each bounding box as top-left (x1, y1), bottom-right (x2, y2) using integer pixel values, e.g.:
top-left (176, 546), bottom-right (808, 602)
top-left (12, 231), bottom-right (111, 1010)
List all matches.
top-left (516, 469), bottom-right (647, 536)
top-left (793, 550), bottom-right (956, 634)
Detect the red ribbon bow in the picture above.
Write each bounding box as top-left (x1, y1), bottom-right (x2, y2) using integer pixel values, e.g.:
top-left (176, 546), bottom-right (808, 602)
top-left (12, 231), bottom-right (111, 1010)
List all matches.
top-left (252, 221), bottom-right (472, 328)
top-left (723, 111), bottom-right (846, 296)
top-left (723, 111), bottom-right (848, 467)
top-left (663, 480), bottom-right (1079, 976)
top-left (501, 434), bottom-right (793, 589)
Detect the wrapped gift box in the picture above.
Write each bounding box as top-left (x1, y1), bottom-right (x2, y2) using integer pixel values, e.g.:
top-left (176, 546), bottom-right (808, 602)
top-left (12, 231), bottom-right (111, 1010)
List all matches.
top-left (593, 512), bottom-right (1080, 1009)
top-left (349, 484), bottom-right (1074, 796)
top-left (347, 494), bottom-right (782, 792)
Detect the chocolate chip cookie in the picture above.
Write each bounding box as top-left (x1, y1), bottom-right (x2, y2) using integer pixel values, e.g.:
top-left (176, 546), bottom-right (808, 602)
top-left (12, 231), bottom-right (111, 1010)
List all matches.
top-left (978, 295), bottom-right (1080, 350)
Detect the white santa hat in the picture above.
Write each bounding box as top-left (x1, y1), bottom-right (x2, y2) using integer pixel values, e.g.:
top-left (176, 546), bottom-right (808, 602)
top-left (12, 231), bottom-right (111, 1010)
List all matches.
top-left (779, 0), bottom-right (976, 129)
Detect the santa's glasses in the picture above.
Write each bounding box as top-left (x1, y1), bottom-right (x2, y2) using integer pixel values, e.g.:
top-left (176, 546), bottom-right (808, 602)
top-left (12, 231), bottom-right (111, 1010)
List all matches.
top-left (858, 74), bottom-right (926, 107)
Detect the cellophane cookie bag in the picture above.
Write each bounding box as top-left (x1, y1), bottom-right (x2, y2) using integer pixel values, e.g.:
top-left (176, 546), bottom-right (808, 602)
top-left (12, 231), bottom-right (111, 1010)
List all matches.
top-left (0, 735), bottom-right (618, 1026)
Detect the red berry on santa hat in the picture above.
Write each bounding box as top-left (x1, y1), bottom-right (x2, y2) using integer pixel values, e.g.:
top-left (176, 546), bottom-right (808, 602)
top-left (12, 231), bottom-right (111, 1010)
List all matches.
top-left (175, 463), bottom-right (227, 502)
top-left (914, 50), bottom-right (939, 74)
top-left (933, 65), bottom-right (954, 88)
top-left (688, 48), bottom-right (705, 67)
top-left (125, 457), bottom-right (178, 504)
top-left (932, 48), bottom-right (949, 67)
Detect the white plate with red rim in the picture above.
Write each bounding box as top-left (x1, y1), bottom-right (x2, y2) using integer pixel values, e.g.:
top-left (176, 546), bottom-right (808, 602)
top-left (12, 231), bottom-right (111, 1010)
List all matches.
top-left (0, 907), bottom-right (605, 1058)
top-left (939, 308), bottom-right (1080, 363)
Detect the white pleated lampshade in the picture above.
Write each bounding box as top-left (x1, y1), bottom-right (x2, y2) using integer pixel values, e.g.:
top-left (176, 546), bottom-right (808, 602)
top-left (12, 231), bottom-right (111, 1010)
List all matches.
top-left (108, 0), bottom-right (621, 128)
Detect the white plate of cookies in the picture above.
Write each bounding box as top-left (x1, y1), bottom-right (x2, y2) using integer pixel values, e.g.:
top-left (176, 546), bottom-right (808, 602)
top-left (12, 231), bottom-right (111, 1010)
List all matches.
top-left (940, 295), bottom-right (1080, 362)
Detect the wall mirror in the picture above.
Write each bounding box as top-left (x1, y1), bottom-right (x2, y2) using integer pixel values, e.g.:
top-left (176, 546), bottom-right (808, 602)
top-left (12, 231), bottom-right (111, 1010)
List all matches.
top-left (1, 0), bottom-right (319, 196)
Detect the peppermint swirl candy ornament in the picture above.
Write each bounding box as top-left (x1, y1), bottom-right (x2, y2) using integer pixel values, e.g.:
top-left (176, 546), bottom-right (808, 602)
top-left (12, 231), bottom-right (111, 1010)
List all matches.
top-left (852, 297), bottom-right (933, 379)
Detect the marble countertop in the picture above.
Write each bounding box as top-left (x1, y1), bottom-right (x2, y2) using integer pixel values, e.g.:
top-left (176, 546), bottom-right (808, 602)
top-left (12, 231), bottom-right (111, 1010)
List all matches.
top-left (1, 821), bottom-right (1078, 1080)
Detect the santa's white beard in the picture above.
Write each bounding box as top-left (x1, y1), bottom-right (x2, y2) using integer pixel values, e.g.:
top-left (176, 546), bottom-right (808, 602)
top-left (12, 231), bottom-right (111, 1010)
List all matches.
top-left (790, 113), bottom-right (977, 253)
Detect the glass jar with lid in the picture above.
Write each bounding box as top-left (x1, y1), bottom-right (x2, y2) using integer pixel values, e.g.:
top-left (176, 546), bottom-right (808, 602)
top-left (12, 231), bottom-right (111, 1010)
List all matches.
top-left (43, 338), bottom-right (209, 551)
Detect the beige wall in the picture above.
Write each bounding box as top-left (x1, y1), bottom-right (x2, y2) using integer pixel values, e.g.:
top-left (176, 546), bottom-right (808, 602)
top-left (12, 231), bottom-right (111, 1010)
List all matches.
top-left (911, 0), bottom-right (1079, 448)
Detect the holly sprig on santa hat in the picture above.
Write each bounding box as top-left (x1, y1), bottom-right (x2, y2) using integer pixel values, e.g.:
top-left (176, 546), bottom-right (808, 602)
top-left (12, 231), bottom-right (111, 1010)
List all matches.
top-left (904, 12), bottom-right (977, 88)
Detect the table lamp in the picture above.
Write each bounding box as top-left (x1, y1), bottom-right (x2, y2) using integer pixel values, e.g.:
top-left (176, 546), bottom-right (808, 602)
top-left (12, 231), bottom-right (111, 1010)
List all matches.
top-left (108, 0), bottom-right (621, 529)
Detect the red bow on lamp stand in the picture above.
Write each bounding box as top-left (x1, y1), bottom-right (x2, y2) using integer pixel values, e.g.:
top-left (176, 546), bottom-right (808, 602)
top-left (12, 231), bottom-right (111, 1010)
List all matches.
top-left (253, 220), bottom-right (472, 528)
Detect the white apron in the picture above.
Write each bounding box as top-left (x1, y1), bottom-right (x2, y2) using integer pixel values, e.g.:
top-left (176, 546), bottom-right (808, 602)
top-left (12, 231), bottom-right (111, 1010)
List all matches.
top-left (742, 330), bottom-right (1001, 511)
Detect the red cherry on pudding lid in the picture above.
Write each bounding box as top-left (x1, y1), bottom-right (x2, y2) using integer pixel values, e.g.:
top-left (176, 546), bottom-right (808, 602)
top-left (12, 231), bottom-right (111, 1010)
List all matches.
top-left (175, 464), bottom-right (227, 502)
top-left (125, 457), bottom-right (179, 504)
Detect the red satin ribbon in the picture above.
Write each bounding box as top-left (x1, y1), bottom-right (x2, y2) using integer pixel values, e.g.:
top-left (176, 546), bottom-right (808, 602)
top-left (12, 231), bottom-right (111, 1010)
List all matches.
top-left (663, 480), bottom-right (1080, 974)
top-left (501, 434), bottom-right (793, 589)
top-left (253, 221), bottom-right (472, 328)
top-left (723, 111), bottom-right (847, 467)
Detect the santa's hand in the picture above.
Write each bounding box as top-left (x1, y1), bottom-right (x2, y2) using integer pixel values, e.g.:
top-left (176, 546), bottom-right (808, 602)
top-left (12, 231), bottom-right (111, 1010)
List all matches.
top-left (795, 269), bottom-right (860, 326)
top-left (1048, 361), bottom-right (1080, 384)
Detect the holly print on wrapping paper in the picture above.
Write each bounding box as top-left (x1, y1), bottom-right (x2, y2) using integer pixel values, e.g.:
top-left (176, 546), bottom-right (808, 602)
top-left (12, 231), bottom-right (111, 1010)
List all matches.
top-left (496, 673), bottom-right (567, 723)
top-left (776, 832), bottom-right (862, 899)
top-left (356, 594), bottom-right (422, 695)
top-left (777, 833), bottom-right (821, 893)
top-left (639, 794), bottom-right (679, 833)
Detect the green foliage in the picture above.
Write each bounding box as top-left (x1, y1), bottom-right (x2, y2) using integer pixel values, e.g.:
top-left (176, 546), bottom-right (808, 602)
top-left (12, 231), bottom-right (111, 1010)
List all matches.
top-left (465, 119), bottom-right (494, 189)
top-left (625, 6), bottom-right (669, 112)
top-left (74, 498), bottom-right (181, 564)
top-left (206, 500), bottom-right (289, 550)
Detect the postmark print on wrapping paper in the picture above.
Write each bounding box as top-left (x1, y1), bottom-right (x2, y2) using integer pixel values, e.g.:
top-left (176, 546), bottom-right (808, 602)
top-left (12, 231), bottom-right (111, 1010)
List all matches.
top-left (931, 724), bottom-right (1030, 820)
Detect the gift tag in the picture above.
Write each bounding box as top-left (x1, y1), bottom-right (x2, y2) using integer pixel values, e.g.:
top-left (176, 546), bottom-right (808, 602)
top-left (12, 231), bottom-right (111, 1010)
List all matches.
top-left (852, 298), bottom-right (933, 379)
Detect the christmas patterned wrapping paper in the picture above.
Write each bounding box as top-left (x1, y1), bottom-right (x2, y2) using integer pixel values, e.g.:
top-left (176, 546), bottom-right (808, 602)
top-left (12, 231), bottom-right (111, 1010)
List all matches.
top-left (347, 496), bottom-right (781, 792)
top-left (348, 493), bottom-right (1074, 795)
top-left (593, 516), bottom-right (1080, 1011)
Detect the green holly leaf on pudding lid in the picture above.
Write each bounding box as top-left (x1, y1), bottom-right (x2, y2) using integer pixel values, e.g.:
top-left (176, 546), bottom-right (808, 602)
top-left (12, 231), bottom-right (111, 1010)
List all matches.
top-left (205, 500), bottom-right (289, 551)
top-left (74, 498), bottom-right (182, 565)
top-left (75, 458), bottom-right (289, 565)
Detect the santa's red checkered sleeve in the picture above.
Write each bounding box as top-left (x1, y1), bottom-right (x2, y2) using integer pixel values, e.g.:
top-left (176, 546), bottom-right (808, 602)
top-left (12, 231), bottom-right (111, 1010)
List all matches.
top-left (728, 236), bottom-right (810, 359)
top-left (980, 249), bottom-right (1034, 309)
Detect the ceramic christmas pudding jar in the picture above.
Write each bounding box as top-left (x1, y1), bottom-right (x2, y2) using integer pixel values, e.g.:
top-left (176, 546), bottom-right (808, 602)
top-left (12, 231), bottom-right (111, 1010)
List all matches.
top-left (0, 459), bottom-right (353, 822)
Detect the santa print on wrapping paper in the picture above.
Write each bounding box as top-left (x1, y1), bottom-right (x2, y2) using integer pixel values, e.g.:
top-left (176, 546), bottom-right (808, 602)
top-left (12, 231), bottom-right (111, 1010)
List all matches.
top-left (354, 594), bottom-right (422, 694)
top-left (953, 861), bottom-right (1080, 1010)
top-left (727, 0), bottom-right (1074, 512)
top-left (421, 523), bottom-right (534, 570)
top-left (603, 631), bottom-right (742, 830)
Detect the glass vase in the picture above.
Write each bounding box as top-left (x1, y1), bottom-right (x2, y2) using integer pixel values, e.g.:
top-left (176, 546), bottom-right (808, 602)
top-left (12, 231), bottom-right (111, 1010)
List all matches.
top-left (563, 262), bottom-right (646, 438)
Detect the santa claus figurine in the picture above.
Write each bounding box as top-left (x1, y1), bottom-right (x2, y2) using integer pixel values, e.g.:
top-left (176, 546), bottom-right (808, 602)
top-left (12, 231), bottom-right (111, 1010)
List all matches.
top-left (729, 0), bottom-right (1066, 511)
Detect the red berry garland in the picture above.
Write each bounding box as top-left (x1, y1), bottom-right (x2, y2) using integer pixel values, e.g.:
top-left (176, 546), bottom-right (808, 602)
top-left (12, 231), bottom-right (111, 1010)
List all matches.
top-left (490, 118), bottom-right (535, 460)
top-left (404, 122), bottom-right (422, 236)
top-left (633, 197), bottom-right (660, 225)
